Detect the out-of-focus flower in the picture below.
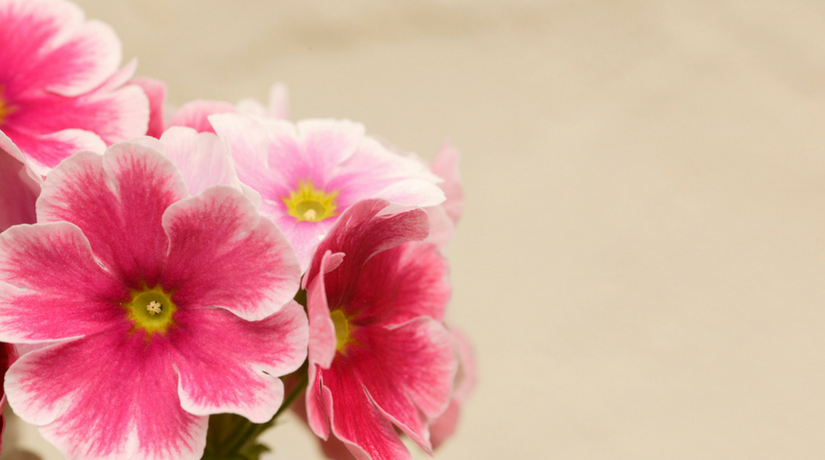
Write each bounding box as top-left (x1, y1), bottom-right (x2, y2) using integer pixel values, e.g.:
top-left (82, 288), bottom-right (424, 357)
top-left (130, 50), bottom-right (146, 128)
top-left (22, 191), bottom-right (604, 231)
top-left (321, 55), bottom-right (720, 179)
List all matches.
top-left (0, 142), bottom-right (306, 459)
top-left (302, 199), bottom-right (456, 460)
top-left (0, 0), bottom-right (149, 178)
top-left (0, 342), bottom-right (17, 454)
top-left (211, 115), bottom-right (446, 269)
top-left (425, 143), bottom-right (464, 249)
top-left (430, 329), bottom-right (477, 449)
top-left (135, 82), bottom-right (289, 137)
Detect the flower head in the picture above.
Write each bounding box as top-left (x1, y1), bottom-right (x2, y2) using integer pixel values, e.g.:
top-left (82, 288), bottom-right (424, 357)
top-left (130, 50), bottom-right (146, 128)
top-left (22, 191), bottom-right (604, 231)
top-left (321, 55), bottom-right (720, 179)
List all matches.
top-left (302, 199), bottom-right (457, 460)
top-left (0, 142), bottom-right (306, 459)
top-left (211, 115), bottom-right (446, 269)
top-left (0, 0), bottom-right (149, 179)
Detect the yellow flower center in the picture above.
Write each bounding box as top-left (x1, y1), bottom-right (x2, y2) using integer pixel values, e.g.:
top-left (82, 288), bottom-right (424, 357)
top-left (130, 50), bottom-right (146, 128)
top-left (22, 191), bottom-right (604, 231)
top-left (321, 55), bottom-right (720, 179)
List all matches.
top-left (282, 180), bottom-right (339, 222)
top-left (0, 87), bottom-right (16, 125)
top-left (330, 309), bottom-right (354, 353)
top-left (124, 286), bottom-right (177, 336)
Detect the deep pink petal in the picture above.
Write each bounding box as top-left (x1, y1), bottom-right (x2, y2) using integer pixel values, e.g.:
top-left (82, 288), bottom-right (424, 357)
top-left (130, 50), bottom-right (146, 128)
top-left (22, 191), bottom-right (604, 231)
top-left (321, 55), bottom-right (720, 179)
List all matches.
top-left (161, 186), bottom-right (300, 321)
top-left (6, 331), bottom-right (208, 460)
top-left (307, 251), bottom-right (344, 370)
top-left (346, 242), bottom-right (450, 326)
top-left (3, 127), bottom-right (105, 176)
top-left (37, 145), bottom-right (188, 287)
top-left (170, 100), bottom-right (237, 134)
top-left (130, 78), bottom-right (167, 138)
top-left (305, 199), bottom-right (429, 295)
top-left (319, 363), bottom-right (411, 460)
top-left (0, 150), bottom-right (37, 232)
top-left (431, 142), bottom-right (464, 224)
top-left (305, 363), bottom-right (332, 440)
top-left (0, 223), bottom-right (126, 342)
top-left (12, 84), bottom-right (149, 145)
top-left (174, 301), bottom-right (307, 423)
top-left (346, 318), bottom-right (456, 450)
top-left (0, 0), bottom-right (120, 98)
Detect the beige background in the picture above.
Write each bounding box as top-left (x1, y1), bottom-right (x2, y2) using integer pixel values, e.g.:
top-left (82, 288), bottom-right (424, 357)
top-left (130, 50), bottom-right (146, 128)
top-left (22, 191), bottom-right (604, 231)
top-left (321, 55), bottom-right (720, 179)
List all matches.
top-left (4, 1), bottom-right (825, 459)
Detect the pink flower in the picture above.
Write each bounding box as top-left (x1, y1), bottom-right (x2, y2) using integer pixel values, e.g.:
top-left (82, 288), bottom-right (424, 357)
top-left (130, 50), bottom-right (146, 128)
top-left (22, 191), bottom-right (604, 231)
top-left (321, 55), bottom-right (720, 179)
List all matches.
top-left (0, 0), bottom-right (149, 178)
top-left (0, 142), bottom-right (307, 459)
top-left (211, 114), bottom-right (446, 269)
top-left (302, 199), bottom-right (457, 460)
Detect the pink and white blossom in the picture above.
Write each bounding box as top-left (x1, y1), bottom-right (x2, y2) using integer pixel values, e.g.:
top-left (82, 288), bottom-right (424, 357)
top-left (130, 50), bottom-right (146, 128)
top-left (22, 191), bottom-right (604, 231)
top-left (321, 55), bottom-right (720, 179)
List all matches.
top-left (211, 115), bottom-right (446, 269)
top-left (0, 142), bottom-right (306, 459)
top-left (0, 0), bottom-right (149, 178)
top-left (302, 199), bottom-right (457, 460)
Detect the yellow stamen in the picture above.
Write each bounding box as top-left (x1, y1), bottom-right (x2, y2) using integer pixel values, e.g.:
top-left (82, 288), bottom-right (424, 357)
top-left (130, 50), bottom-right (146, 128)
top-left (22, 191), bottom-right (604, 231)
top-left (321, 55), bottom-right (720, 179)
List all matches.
top-left (282, 179), bottom-right (339, 222)
top-left (0, 86), bottom-right (16, 125)
top-left (124, 286), bottom-right (177, 336)
top-left (330, 309), bottom-right (354, 353)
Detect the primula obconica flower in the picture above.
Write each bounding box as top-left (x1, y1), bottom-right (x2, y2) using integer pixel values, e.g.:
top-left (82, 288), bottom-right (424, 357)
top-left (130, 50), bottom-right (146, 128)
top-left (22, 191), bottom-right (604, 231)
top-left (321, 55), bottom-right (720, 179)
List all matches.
top-left (302, 199), bottom-right (457, 460)
top-left (0, 0), bottom-right (149, 178)
top-left (210, 114), bottom-right (446, 269)
top-left (0, 142), bottom-right (307, 459)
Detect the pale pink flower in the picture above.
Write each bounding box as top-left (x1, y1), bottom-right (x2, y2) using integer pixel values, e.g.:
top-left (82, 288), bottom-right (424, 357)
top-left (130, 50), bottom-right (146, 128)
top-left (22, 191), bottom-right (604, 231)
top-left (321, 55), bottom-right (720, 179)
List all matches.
top-left (425, 142), bottom-right (464, 249)
top-left (302, 199), bottom-right (457, 460)
top-left (211, 114), bottom-right (446, 269)
top-left (0, 0), bottom-right (149, 178)
top-left (0, 142), bottom-right (306, 459)
top-left (135, 82), bottom-right (289, 137)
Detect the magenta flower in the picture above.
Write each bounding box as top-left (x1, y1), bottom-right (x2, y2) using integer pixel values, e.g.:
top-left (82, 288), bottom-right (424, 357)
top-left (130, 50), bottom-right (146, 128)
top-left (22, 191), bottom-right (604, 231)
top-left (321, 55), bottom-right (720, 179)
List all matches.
top-left (0, 0), bottom-right (148, 177)
top-left (211, 114), bottom-right (446, 269)
top-left (302, 199), bottom-right (457, 460)
top-left (0, 142), bottom-right (306, 459)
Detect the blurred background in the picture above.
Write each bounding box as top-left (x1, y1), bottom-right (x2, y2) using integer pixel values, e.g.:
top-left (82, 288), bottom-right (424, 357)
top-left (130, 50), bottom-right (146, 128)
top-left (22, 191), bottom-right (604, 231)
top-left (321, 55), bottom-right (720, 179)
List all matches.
top-left (5, 0), bottom-right (825, 459)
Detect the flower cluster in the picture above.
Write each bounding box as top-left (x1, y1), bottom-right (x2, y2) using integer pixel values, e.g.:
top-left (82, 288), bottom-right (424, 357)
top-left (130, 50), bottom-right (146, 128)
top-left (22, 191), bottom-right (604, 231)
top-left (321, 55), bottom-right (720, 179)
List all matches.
top-left (0, 1), bottom-right (475, 460)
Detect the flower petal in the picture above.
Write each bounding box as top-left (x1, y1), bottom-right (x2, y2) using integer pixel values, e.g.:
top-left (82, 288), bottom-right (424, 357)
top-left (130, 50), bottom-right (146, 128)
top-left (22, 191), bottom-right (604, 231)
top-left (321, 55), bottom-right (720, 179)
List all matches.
top-left (304, 199), bottom-right (429, 293)
top-left (130, 78), bottom-right (167, 138)
top-left (6, 330), bottom-right (208, 460)
top-left (307, 250), bottom-right (345, 370)
top-left (159, 127), bottom-right (241, 197)
top-left (347, 242), bottom-right (450, 326)
top-left (320, 363), bottom-right (411, 460)
top-left (430, 143), bottom-right (464, 224)
top-left (174, 301), bottom-right (307, 423)
top-left (0, 0), bottom-right (121, 98)
top-left (0, 222), bottom-right (126, 342)
top-left (3, 127), bottom-right (106, 176)
top-left (13, 84), bottom-right (149, 145)
top-left (37, 144), bottom-right (188, 287)
top-left (170, 100), bottom-right (236, 134)
top-left (161, 186), bottom-right (300, 321)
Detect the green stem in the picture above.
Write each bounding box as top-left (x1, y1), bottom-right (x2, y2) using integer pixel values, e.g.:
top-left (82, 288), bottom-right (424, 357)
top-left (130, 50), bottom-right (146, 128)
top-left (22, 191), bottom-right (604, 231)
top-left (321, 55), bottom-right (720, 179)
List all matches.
top-left (220, 372), bottom-right (309, 457)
